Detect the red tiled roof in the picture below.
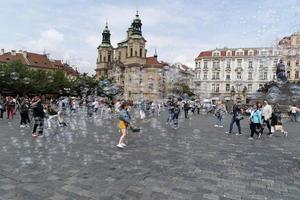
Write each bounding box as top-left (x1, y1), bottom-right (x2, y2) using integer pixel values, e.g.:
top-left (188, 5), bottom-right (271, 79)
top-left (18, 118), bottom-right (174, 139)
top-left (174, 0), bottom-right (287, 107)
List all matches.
top-left (0, 52), bottom-right (27, 65)
top-left (197, 51), bottom-right (212, 57)
top-left (51, 60), bottom-right (65, 69)
top-left (26, 52), bottom-right (54, 69)
top-left (146, 56), bottom-right (160, 65)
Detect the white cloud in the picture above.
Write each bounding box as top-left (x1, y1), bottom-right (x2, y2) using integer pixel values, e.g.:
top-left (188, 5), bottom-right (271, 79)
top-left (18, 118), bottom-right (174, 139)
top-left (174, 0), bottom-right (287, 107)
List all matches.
top-left (28, 29), bottom-right (64, 52)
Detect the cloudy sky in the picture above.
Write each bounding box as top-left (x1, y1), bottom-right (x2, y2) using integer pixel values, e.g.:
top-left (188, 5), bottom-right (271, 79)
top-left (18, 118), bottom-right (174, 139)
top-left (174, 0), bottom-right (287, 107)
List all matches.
top-left (1, 0), bottom-right (300, 74)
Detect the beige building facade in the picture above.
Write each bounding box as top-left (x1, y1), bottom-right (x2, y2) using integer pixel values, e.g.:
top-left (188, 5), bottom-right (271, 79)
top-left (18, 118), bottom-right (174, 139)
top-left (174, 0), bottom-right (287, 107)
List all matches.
top-left (193, 32), bottom-right (300, 102)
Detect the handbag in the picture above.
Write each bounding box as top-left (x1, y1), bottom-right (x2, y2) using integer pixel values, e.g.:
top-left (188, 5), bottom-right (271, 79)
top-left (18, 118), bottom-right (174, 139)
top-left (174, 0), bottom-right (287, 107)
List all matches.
top-left (235, 113), bottom-right (244, 120)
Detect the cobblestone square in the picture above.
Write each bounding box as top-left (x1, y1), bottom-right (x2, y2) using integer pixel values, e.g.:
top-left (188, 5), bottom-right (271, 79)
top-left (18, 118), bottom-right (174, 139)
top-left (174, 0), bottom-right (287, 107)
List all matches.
top-left (0, 111), bottom-right (299, 200)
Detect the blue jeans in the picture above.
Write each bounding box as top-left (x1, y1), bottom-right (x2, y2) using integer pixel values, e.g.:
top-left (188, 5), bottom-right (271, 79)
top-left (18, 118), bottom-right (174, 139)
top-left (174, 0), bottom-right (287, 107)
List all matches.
top-left (216, 115), bottom-right (223, 126)
top-left (229, 116), bottom-right (241, 134)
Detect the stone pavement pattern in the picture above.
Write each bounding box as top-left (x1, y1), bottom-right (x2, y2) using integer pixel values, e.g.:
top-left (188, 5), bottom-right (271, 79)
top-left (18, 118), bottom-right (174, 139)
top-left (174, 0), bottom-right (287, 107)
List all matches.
top-left (0, 110), bottom-right (300, 200)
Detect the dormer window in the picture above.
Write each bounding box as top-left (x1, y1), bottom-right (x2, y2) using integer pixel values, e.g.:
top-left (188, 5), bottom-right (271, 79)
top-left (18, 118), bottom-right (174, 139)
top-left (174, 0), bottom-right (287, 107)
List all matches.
top-left (248, 50), bottom-right (254, 56)
top-left (226, 51), bottom-right (232, 57)
top-left (236, 50), bottom-right (244, 56)
top-left (213, 51), bottom-right (220, 57)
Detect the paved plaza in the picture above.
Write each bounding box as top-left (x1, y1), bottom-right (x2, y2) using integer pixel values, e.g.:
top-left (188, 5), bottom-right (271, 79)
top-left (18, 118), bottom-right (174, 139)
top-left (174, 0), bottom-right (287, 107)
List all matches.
top-left (0, 110), bottom-right (300, 200)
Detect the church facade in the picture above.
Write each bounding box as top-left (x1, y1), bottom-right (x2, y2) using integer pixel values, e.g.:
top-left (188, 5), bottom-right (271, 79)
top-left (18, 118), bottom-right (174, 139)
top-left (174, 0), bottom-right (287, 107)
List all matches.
top-left (95, 12), bottom-right (168, 101)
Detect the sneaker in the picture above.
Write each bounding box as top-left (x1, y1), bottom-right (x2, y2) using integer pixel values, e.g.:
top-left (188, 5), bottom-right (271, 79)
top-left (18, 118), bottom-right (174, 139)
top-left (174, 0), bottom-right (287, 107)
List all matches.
top-left (248, 137), bottom-right (254, 140)
top-left (236, 133), bottom-right (242, 136)
top-left (219, 125), bottom-right (224, 128)
top-left (268, 133), bottom-right (273, 137)
top-left (120, 143), bottom-right (127, 147)
top-left (214, 124), bottom-right (219, 127)
top-left (25, 124), bottom-right (30, 128)
top-left (283, 131), bottom-right (288, 137)
top-left (225, 131), bottom-right (231, 134)
top-left (32, 133), bottom-right (38, 137)
top-left (117, 144), bottom-right (124, 149)
top-left (258, 133), bottom-right (262, 139)
top-left (20, 125), bottom-right (25, 128)
top-left (37, 134), bottom-right (43, 137)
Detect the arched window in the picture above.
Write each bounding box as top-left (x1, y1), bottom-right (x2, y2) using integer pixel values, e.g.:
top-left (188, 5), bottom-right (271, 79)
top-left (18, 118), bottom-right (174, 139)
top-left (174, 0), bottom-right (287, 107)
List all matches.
top-left (100, 54), bottom-right (102, 62)
top-left (140, 48), bottom-right (143, 57)
top-left (130, 48), bottom-right (133, 57)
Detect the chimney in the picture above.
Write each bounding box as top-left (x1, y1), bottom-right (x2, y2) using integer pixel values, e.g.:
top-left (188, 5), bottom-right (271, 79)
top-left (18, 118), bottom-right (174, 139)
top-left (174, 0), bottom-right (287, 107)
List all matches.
top-left (11, 50), bottom-right (16, 56)
top-left (0, 49), bottom-right (4, 55)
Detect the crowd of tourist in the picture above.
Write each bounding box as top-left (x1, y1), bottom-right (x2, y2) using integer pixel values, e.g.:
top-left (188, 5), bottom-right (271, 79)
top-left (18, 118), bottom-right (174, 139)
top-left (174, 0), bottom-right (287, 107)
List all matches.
top-left (0, 93), bottom-right (299, 149)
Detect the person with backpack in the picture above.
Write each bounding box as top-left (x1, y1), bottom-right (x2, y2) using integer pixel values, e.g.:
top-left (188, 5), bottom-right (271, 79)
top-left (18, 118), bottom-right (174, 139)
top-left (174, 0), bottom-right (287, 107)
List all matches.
top-left (226, 102), bottom-right (243, 135)
top-left (248, 102), bottom-right (263, 140)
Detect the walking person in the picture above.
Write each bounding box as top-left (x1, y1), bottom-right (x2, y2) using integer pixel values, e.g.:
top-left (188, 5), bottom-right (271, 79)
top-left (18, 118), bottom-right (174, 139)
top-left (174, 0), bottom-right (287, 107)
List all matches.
top-left (166, 100), bottom-right (174, 124)
top-left (172, 103), bottom-right (180, 129)
top-left (261, 100), bottom-right (272, 135)
top-left (45, 104), bottom-right (58, 129)
top-left (183, 101), bottom-right (190, 119)
top-left (31, 96), bottom-right (45, 137)
top-left (214, 101), bottom-right (227, 128)
top-left (19, 98), bottom-right (30, 127)
top-left (0, 94), bottom-right (4, 119)
top-left (6, 96), bottom-right (16, 119)
top-left (248, 103), bottom-right (263, 140)
top-left (226, 102), bottom-right (243, 135)
top-left (289, 104), bottom-right (299, 122)
top-left (117, 102), bottom-right (131, 149)
top-left (270, 104), bottom-right (288, 136)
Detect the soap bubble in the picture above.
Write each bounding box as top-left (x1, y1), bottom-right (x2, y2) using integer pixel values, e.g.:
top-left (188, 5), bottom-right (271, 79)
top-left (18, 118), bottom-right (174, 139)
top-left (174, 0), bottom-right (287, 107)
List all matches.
top-left (10, 72), bottom-right (19, 80)
top-left (23, 77), bottom-right (30, 85)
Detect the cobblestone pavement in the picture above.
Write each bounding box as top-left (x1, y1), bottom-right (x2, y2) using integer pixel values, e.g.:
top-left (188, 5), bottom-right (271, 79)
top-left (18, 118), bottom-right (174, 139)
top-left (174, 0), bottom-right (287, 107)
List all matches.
top-left (0, 110), bottom-right (300, 200)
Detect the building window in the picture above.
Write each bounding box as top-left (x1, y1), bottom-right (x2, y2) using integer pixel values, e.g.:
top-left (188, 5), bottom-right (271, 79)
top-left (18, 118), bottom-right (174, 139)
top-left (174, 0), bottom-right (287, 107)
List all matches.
top-left (237, 71), bottom-right (242, 79)
top-left (295, 71), bottom-right (299, 79)
top-left (140, 48), bottom-right (143, 57)
top-left (130, 48), bottom-right (133, 57)
top-left (213, 52), bottom-right (220, 57)
top-left (212, 84), bottom-right (220, 93)
top-left (226, 59), bottom-right (231, 68)
top-left (248, 84), bottom-right (252, 93)
top-left (212, 72), bottom-right (220, 80)
top-left (203, 72), bottom-right (207, 80)
top-left (273, 59), bottom-right (278, 67)
top-left (259, 60), bottom-right (264, 68)
top-left (263, 72), bottom-right (268, 80)
top-left (248, 60), bottom-right (253, 68)
top-left (237, 59), bottom-right (242, 68)
top-left (226, 51), bottom-right (232, 56)
top-left (287, 60), bottom-right (291, 67)
top-left (100, 54), bottom-right (102, 62)
top-left (108, 53), bottom-right (111, 62)
top-left (296, 60), bottom-right (299, 67)
top-left (287, 71), bottom-right (291, 79)
top-left (213, 61), bottom-right (220, 70)
top-left (226, 84), bottom-right (230, 92)
top-left (259, 84), bottom-right (263, 89)
top-left (226, 74), bottom-right (230, 80)
top-left (118, 52), bottom-right (121, 60)
top-left (204, 60), bottom-right (208, 69)
top-left (248, 51), bottom-right (254, 56)
top-left (236, 51), bottom-right (243, 56)
top-left (248, 72), bottom-right (253, 80)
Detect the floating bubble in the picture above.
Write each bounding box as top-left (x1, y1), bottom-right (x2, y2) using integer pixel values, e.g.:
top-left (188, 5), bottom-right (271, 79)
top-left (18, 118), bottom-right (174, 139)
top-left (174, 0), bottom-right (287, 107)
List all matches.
top-left (23, 77), bottom-right (30, 85)
top-left (10, 72), bottom-right (19, 80)
top-left (48, 75), bottom-right (54, 83)
top-left (0, 71), bottom-right (4, 77)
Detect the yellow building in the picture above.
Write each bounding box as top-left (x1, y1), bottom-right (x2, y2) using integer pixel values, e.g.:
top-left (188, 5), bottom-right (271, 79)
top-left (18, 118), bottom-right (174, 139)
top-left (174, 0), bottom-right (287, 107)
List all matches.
top-left (95, 12), bottom-right (168, 101)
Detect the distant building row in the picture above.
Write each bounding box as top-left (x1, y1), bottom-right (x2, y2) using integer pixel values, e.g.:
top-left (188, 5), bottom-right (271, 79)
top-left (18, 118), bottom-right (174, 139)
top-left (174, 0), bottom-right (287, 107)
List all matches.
top-left (0, 49), bottom-right (79, 79)
top-left (193, 32), bottom-right (300, 102)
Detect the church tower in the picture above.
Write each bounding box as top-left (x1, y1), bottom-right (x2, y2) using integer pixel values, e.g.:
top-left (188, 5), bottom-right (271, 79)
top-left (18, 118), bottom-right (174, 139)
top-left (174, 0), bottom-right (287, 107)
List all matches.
top-left (125, 11), bottom-right (147, 65)
top-left (96, 22), bottom-right (114, 79)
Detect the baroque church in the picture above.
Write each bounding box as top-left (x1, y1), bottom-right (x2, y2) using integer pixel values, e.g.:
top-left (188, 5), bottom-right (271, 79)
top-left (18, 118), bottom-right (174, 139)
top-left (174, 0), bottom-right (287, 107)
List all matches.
top-left (95, 11), bottom-right (168, 101)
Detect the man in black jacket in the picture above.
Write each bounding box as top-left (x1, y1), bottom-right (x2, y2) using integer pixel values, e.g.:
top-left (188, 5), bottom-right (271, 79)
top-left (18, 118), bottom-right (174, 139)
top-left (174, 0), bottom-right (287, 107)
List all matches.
top-left (31, 96), bottom-right (45, 137)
